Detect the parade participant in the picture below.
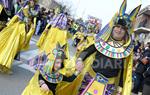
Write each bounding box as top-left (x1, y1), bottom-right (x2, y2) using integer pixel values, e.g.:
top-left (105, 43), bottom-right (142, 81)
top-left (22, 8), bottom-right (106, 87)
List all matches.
top-left (47, 9), bottom-right (55, 23)
top-left (70, 21), bottom-right (79, 35)
top-left (0, 0), bottom-right (39, 73)
top-left (37, 7), bottom-right (70, 59)
top-left (74, 18), bottom-right (99, 57)
top-left (14, 0), bottom-right (24, 14)
top-left (63, 0), bottom-right (141, 95)
top-left (22, 44), bottom-right (84, 95)
top-left (72, 26), bottom-right (85, 47)
top-left (74, 28), bottom-right (95, 57)
top-left (35, 7), bottom-right (46, 35)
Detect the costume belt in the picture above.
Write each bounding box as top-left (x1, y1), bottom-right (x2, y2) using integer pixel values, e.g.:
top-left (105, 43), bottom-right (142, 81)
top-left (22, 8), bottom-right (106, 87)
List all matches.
top-left (89, 66), bottom-right (117, 84)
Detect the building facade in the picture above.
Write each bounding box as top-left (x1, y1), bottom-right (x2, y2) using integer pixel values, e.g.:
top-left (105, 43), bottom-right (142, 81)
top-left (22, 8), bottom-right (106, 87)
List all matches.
top-left (39, 0), bottom-right (61, 11)
top-left (134, 5), bottom-right (150, 43)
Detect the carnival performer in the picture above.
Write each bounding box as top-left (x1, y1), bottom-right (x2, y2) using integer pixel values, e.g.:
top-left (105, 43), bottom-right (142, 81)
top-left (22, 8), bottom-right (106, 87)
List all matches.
top-left (22, 44), bottom-right (84, 95)
top-left (72, 26), bottom-right (85, 47)
top-left (0, 0), bottom-right (39, 73)
top-left (62, 0), bottom-right (141, 95)
top-left (14, 0), bottom-right (25, 14)
top-left (73, 19), bottom-right (98, 57)
top-left (37, 8), bottom-right (70, 58)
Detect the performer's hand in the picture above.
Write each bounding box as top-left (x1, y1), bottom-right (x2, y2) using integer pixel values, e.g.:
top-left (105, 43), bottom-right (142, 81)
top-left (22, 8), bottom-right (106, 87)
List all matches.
top-left (41, 83), bottom-right (50, 91)
top-left (116, 86), bottom-right (122, 95)
top-left (76, 58), bottom-right (83, 64)
top-left (76, 58), bottom-right (84, 72)
top-left (76, 63), bottom-right (84, 72)
top-left (39, 80), bottom-right (49, 91)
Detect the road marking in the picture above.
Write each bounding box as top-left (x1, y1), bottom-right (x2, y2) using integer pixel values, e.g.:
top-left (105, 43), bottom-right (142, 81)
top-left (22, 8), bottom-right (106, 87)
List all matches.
top-left (20, 49), bottom-right (39, 60)
top-left (18, 64), bottom-right (36, 73)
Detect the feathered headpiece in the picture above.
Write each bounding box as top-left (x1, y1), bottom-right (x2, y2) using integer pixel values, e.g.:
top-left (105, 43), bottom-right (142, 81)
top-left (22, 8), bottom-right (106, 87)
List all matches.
top-left (114, 0), bottom-right (141, 34)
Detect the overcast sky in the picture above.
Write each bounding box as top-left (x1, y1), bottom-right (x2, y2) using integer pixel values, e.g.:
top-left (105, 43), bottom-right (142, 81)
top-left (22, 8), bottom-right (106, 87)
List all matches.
top-left (56, 0), bottom-right (150, 27)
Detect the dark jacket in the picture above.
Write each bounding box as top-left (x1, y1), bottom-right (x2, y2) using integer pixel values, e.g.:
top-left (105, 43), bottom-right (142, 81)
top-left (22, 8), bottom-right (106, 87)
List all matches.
top-left (79, 44), bottom-right (124, 87)
top-left (135, 49), bottom-right (150, 85)
top-left (143, 49), bottom-right (150, 85)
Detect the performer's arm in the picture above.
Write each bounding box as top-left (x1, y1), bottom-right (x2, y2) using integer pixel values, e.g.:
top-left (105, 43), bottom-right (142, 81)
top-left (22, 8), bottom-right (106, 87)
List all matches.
top-left (62, 74), bottom-right (77, 82)
top-left (78, 44), bottom-right (97, 61)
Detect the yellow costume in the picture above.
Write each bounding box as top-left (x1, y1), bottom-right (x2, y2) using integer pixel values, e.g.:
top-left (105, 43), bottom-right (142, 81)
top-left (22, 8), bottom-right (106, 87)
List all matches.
top-left (72, 31), bottom-right (85, 46)
top-left (37, 26), bottom-right (68, 56)
top-left (22, 44), bottom-right (75, 95)
top-left (37, 12), bottom-right (69, 59)
top-left (0, 2), bottom-right (38, 73)
top-left (22, 12), bottom-right (75, 95)
top-left (57, 0), bottom-right (141, 95)
top-left (23, 0), bottom-right (141, 94)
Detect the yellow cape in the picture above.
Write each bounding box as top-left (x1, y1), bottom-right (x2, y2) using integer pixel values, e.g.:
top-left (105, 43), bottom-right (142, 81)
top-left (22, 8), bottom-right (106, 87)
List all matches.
top-left (37, 25), bottom-right (68, 55)
top-left (0, 16), bottom-right (36, 73)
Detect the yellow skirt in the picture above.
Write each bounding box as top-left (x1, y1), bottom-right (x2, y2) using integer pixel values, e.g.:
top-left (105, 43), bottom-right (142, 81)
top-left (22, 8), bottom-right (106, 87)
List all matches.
top-left (0, 21), bottom-right (25, 73)
top-left (37, 27), bottom-right (69, 58)
top-left (37, 27), bottom-right (67, 52)
top-left (0, 16), bottom-right (35, 73)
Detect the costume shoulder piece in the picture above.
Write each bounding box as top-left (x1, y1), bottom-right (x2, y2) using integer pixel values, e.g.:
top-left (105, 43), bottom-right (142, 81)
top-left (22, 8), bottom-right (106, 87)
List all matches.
top-left (95, 34), bottom-right (134, 59)
top-left (95, 0), bottom-right (141, 59)
top-left (40, 60), bottom-right (63, 83)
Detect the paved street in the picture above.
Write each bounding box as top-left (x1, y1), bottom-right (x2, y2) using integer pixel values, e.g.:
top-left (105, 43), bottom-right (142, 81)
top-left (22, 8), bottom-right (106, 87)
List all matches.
top-left (0, 36), bottom-right (39, 95)
top-left (0, 64), bottom-right (34, 95)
